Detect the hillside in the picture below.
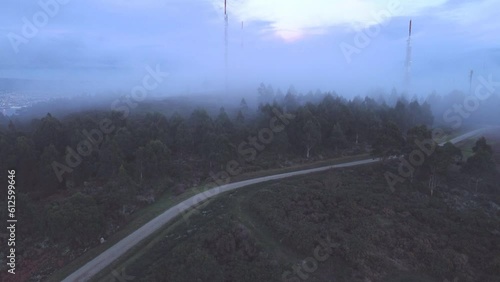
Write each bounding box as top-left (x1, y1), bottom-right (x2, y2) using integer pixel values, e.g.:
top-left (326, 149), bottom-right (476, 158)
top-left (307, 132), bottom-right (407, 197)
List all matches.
top-left (96, 164), bottom-right (500, 282)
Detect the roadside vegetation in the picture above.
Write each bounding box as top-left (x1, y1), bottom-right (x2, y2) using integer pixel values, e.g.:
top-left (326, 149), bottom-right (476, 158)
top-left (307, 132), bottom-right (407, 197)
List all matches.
top-left (98, 162), bottom-right (500, 282)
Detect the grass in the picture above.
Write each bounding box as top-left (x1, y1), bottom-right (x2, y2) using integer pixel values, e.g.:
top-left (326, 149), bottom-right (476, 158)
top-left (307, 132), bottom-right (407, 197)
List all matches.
top-left (47, 189), bottom-right (178, 282)
top-left (92, 173), bottom-right (351, 281)
top-left (90, 181), bottom-right (289, 282)
top-left (454, 138), bottom-right (477, 159)
top-left (453, 127), bottom-right (500, 160)
top-left (91, 161), bottom-right (380, 281)
top-left (230, 182), bottom-right (304, 263)
top-left (47, 153), bottom-right (370, 282)
top-left (229, 153), bottom-right (370, 182)
top-left (91, 203), bottom-right (196, 282)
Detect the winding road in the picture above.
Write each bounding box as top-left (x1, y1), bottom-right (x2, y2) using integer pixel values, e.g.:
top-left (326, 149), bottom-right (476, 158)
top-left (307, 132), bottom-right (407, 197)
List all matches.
top-left (62, 128), bottom-right (495, 281)
top-left (444, 126), bottom-right (497, 145)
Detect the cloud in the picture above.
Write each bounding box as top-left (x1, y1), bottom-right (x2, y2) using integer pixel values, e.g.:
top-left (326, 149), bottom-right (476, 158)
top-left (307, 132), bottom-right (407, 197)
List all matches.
top-left (210, 0), bottom-right (448, 41)
top-left (1, 0), bottom-right (498, 96)
top-left (435, 0), bottom-right (500, 43)
top-left (89, 0), bottom-right (170, 10)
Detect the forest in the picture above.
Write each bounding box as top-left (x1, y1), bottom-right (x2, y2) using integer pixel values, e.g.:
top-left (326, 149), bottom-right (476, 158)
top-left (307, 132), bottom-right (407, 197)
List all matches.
top-left (0, 86), bottom-right (498, 280)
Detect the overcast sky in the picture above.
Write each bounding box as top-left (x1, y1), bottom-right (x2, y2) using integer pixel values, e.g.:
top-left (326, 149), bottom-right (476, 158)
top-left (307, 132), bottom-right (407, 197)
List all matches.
top-left (0, 0), bottom-right (499, 97)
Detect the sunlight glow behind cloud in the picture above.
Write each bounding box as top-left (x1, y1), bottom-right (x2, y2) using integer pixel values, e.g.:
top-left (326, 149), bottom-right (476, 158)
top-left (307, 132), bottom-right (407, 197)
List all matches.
top-left (211, 0), bottom-right (447, 41)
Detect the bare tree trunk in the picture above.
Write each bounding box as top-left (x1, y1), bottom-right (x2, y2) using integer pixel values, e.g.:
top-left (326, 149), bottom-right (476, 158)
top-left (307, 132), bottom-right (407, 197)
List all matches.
top-left (475, 178), bottom-right (482, 193)
top-left (135, 160), bottom-right (144, 184)
top-left (428, 176), bottom-right (433, 196)
top-left (428, 174), bottom-right (438, 197)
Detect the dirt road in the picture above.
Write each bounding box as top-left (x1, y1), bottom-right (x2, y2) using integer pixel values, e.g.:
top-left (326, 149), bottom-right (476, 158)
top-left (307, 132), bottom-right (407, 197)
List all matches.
top-left (62, 158), bottom-right (380, 281)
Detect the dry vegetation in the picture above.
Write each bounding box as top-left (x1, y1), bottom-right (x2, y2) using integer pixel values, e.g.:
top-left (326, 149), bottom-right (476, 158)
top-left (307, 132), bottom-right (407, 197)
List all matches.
top-left (101, 163), bottom-right (500, 282)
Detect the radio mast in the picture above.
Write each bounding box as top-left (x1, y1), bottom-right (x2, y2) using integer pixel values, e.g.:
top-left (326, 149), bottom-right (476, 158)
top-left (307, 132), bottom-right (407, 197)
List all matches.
top-left (469, 69), bottom-right (474, 95)
top-left (404, 20), bottom-right (412, 94)
top-left (224, 0), bottom-right (228, 91)
top-left (241, 21), bottom-right (244, 48)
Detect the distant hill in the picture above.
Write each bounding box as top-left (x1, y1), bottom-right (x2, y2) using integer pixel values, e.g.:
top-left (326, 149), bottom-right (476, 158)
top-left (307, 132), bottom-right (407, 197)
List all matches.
top-left (0, 77), bottom-right (77, 94)
top-left (0, 78), bottom-right (37, 92)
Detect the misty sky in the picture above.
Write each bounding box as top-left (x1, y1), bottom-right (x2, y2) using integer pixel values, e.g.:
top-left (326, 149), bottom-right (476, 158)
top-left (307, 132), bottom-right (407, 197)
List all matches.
top-left (1, 0), bottom-right (499, 96)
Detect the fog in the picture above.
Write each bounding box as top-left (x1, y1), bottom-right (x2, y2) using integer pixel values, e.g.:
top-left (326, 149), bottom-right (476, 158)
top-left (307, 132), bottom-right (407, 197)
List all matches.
top-left (1, 0), bottom-right (499, 99)
top-left (2, 3), bottom-right (500, 281)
